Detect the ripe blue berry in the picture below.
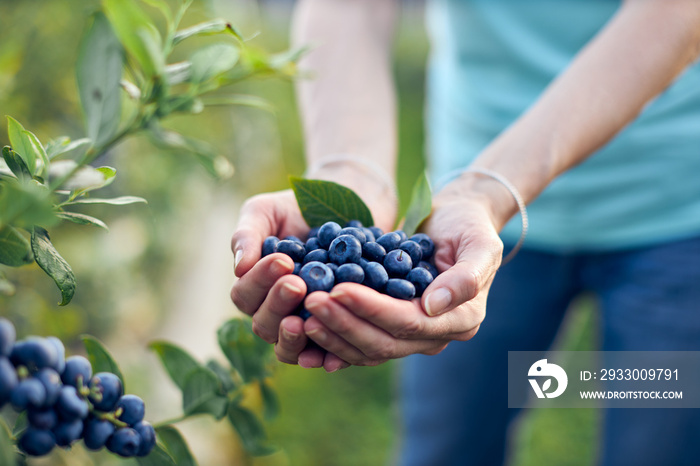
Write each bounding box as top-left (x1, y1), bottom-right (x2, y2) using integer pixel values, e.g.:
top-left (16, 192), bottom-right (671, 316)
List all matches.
top-left (362, 262), bottom-right (389, 291)
top-left (55, 385), bottom-right (89, 421)
top-left (305, 237), bottom-right (322, 252)
top-left (116, 395), bottom-right (146, 426)
top-left (285, 235), bottom-right (304, 244)
top-left (362, 227), bottom-right (376, 242)
top-left (262, 236), bottom-right (279, 257)
top-left (27, 407), bottom-right (58, 430)
top-left (275, 240), bottom-right (306, 262)
top-left (386, 279), bottom-right (416, 300)
top-left (89, 372), bottom-right (124, 412)
top-left (384, 249), bottom-right (413, 278)
top-left (303, 248), bottom-right (328, 264)
top-left (107, 427), bottom-right (142, 458)
top-left (410, 233), bottom-right (435, 259)
top-left (34, 368), bottom-right (62, 407)
top-left (369, 226), bottom-right (384, 240)
top-left (133, 421), bottom-right (156, 457)
top-left (61, 355), bottom-right (92, 388)
top-left (308, 226), bottom-right (320, 238)
top-left (10, 338), bottom-right (58, 373)
top-left (417, 261), bottom-right (439, 279)
top-left (328, 234), bottom-right (362, 265)
top-left (399, 240), bottom-right (423, 265)
top-left (0, 357), bottom-right (18, 406)
top-left (18, 427), bottom-right (56, 456)
top-left (299, 262), bottom-right (335, 293)
top-left (335, 263), bottom-right (365, 284)
top-left (298, 307), bottom-right (312, 321)
top-left (376, 232), bottom-right (402, 252)
top-left (53, 419), bottom-right (84, 447)
top-left (406, 267), bottom-right (434, 297)
top-left (362, 242), bottom-right (386, 262)
top-left (317, 221), bottom-right (342, 248)
top-left (338, 227), bottom-right (367, 245)
top-left (11, 378), bottom-right (47, 411)
top-left (0, 318), bottom-right (16, 357)
top-left (293, 262), bottom-right (302, 275)
top-left (395, 230), bottom-right (408, 242)
top-left (83, 417), bottom-right (116, 450)
top-left (345, 220), bottom-right (363, 229)
top-left (46, 337), bottom-right (66, 374)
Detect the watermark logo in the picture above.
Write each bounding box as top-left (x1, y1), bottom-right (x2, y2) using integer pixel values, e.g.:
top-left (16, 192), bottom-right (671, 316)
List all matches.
top-left (528, 359), bottom-right (568, 399)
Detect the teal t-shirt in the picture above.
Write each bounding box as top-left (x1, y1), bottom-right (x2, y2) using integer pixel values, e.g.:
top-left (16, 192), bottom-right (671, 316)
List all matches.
top-left (426, 0), bottom-right (700, 251)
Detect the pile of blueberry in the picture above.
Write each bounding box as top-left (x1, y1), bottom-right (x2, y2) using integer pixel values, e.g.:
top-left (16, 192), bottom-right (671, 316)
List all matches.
top-left (262, 220), bottom-right (439, 316)
top-left (0, 318), bottom-right (155, 458)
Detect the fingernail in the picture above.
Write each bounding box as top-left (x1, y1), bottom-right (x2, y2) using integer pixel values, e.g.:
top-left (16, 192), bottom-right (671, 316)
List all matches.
top-left (282, 328), bottom-right (298, 341)
top-left (425, 288), bottom-right (452, 316)
top-left (272, 258), bottom-right (292, 275)
top-left (234, 249), bottom-right (244, 270)
top-left (280, 282), bottom-right (302, 301)
top-left (329, 288), bottom-right (348, 303)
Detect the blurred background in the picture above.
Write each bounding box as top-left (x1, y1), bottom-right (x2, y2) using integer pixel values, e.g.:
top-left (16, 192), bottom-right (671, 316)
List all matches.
top-left (0, 0), bottom-right (598, 464)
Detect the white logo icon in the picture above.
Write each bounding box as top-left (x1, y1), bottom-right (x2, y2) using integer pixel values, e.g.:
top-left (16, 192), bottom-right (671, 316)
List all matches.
top-left (528, 359), bottom-right (568, 399)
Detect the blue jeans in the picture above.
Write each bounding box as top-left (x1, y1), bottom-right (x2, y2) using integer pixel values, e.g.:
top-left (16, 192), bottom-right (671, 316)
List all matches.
top-left (398, 234), bottom-right (700, 466)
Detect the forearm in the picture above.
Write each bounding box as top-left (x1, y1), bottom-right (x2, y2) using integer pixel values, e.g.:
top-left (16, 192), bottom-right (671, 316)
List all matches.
top-left (455, 0), bottom-right (700, 229)
top-left (292, 0), bottom-right (399, 207)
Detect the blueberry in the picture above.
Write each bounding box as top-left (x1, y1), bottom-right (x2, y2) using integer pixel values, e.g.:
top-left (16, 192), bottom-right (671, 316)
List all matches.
top-left (133, 421), bottom-right (156, 457)
top-left (395, 230), bottom-right (408, 242)
top-left (293, 262), bottom-right (302, 275)
top-left (83, 417), bottom-right (116, 450)
top-left (359, 258), bottom-right (370, 269)
top-left (410, 233), bottom-right (435, 259)
top-left (376, 232), bottom-right (402, 252)
top-left (284, 235), bottom-right (304, 245)
top-left (305, 237), bottom-right (322, 252)
top-left (0, 318), bottom-right (16, 357)
top-left (275, 240), bottom-right (306, 262)
top-left (46, 337), bottom-right (65, 374)
top-left (384, 249), bottom-right (413, 278)
top-left (55, 385), bottom-right (88, 421)
top-left (18, 427), bottom-right (56, 456)
top-left (0, 357), bottom-right (18, 406)
top-left (34, 368), bottom-right (62, 407)
top-left (362, 227), bottom-right (376, 242)
top-left (116, 395), bottom-right (145, 426)
top-left (317, 221), bottom-right (342, 249)
top-left (308, 227), bottom-right (320, 238)
top-left (369, 226), bottom-right (384, 239)
top-left (326, 263), bottom-right (339, 274)
top-left (335, 263), bottom-right (365, 284)
top-left (89, 372), bottom-right (124, 412)
top-left (386, 279), bottom-right (416, 300)
top-left (417, 261), bottom-right (439, 279)
top-left (338, 227), bottom-right (366, 245)
top-left (406, 267), bottom-right (434, 297)
top-left (345, 220), bottom-right (363, 228)
top-left (11, 378), bottom-right (47, 410)
top-left (107, 427), bottom-right (142, 458)
top-left (262, 236), bottom-right (279, 257)
top-left (399, 240), bottom-right (423, 265)
top-left (61, 355), bottom-right (92, 388)
top-left (53, 418), bottom-right (84, 447)
top-left (298, 307), bottom-right (312, 321)
top-left (299, 262), bottom-right (335, 293)
top-left (303, 249), bottom-right (328, 264)
top-left (328, 235), bottom-right (362, 265)
top-left (362, 262), bottom-right (389, 291)
top-left (10, 337), bottom-right (58, 372)
top-left (27, 407), bottom-right (58, 430)
top-left (362, 242), bottom-right (386, 262)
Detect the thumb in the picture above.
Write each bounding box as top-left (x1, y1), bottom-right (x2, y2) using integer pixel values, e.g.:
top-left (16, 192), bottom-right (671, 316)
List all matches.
top-left (231, 199), bottom-right (275, 277)
top-left (421, 235), bottom-right (502, 317)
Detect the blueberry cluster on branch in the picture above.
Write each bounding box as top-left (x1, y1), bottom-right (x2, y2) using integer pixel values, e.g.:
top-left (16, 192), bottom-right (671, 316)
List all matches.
top-left (0, 319), bottom-right (155, 458)
top-left (263, 220), bottom-right (438, 318)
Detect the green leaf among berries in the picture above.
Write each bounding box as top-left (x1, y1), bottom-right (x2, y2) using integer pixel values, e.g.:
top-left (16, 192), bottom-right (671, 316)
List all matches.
top-left (152, 427), bottom-right (196, 466)
top-left (289, 177), bottom-right (374, 228)
top-left (30, 227), bottom-right (75, 305)
top-left (149, 341), bottom-right (201, 391)
top-left (401, 172), bottom-right (432, 236)
top-left (227, 401), bottom-right (276, 457)
top-left (81, 334), bottom-right (125, 385)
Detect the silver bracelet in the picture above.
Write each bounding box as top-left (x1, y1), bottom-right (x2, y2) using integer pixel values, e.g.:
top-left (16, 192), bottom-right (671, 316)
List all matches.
top-left (304, 154), bottom-right (397, 198)
top-left (462, 167), bottom-right (529, 265)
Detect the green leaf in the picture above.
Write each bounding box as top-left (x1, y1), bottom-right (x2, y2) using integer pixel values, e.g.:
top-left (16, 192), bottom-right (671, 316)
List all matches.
top-left (0, 417), bottom-right (15, 466)
top-left (13, 411), bottom-right (28, 437)
top-left (0, 179), bottom-right (57, 229)
top-left (165, 62), bottom-right (191, 86)
top-left (50, 161), bottom-right (116, 192)
top-left (289, 176), bottom-right (374, 228)
top-left (31, 227), bottom-right (75, 305)
top-left (401, 172), bottom-right (432, 236)
top-left (200, 95), bottom-right (274, 113)
top-left (217, 319), bottom-right (271, 384)
top-left (2, 146), bottom-right (30, 180)
top-left (65, 195), bottom-right (147, 206)
top-left (260, 380), bottom-right (279, 421)
top-left (0, 226), bottom-right (33, 267)
top-left (136, 442), bottom-right (177, 466)
top-left (182, 367), bottom-right (228, 419)
top-left (227, 401), bottom-right (276, 456)
top-left (149, 341), bottom-right (201, 390)
top-left (189, 43), bottom-right (239, 84)
top-left (147, 124), bottom-right (233, 179)
top-left (173, 19), bottom-right (229, 45)
top-left (7, 116), bottom-right (36, 174)
top-left (22, 131), bottom-right (50, 179)
top-left (77, 12), bottom-right (124, 148)
top-left (57, 212), bottom-right (109, 230)
top-left (153, 427), bottom-right (195, 466)
top-left (80, 334), bottom-right (125, 383)
top-left (45, 137), bottom-right (92, 160)
top-left (104, 0), bottom-right (165, 77)
top-left (205, 360), bottom-right (237, 393)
